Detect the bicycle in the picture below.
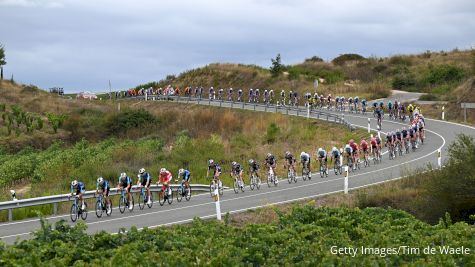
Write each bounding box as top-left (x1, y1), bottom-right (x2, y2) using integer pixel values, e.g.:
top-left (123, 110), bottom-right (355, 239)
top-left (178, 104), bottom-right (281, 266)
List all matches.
top-left (287, 167), bottom-right (297, 183)
top-left (138, 186), bottom-right (153, 210)
top-left (209, 177), bottom-right (224, 197)
top-left (232, 173), bottom-right (245, 193)
top-left (302, 164), bottom-right (311, 181)
top-left (397, 141), bottom-right (403, 157)
top-left (363, 152), bottom-right (370, 167)
top-left (249, 172), bottom-right (261, 190)
top-left (388, 144), bottom-right (396, 160)
top-left (319, 160), bottom-right (328, 178)
top-left (158, 184), bottom-right (173, 206)
top-left (404, 139), bottom-right (410, 154)
top-left (119, 188), bottom-right (134, 214)
top-left (95, 192), bottom-right (112, 218)
top-left (176, 180), bottom-right (192, 202)
top-left (333, 157), bottom-right (342, 175)
top-left (354, 155), bottom-right (361, 170)
top-left (70, 195), bottom-right (87, 222)
top-left (346, 155), bottom-right (354, 172)
top-left (267, 167), bottom-right (278, 187)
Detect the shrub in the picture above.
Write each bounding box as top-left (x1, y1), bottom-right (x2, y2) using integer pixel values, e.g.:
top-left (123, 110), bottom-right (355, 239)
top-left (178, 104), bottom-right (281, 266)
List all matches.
top-left (265, 123), bottom-right (280, 143)
top-left (423, 64), bottom-right (466, 86)
top-left (304, 56), bottom-right (324, 63)
top-left (270, 54), bottom-right (283, 77)
top-left (332, 53), bottom-right (365, 66)
top-left (46, 112), bottom-right (68, 133)
top-left (105, 109), bottom-right (156, 135)
top-left (388, 56), bottom-right (413, 66)
top-left (391, 73), bottom-right (416, 90)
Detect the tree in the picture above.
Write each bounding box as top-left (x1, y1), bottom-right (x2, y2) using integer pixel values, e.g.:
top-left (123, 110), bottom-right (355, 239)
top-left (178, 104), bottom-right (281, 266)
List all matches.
top-left (270, 53), bottom-right (283, 77)
top-left (0, 44), bottom-right (6, 80)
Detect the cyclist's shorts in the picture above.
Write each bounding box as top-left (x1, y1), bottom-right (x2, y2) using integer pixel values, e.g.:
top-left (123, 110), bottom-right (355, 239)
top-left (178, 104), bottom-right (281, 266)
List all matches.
top-left (120, 182), bottom-right (131, 189)
top-left (161, 183), bottom-right (170, 192)
top-left (318, 156), bottom-right (327, 162)
top-left (76, 188), bottom-right (86, 195)
top-left (362, 147), bottom-right (368, 152)
top-left (418, 126), bottom-right (424, 132)
top-left (140, 179), bottom-right (150, 187)
top-left (102, 187), bottom-right (110, 197)
top-left (183, 174), bottom-right (191, 183)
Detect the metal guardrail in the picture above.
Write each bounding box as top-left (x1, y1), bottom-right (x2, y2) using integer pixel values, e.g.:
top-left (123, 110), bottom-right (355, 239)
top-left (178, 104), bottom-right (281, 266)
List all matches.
top-left (0, 184), bottom-right (214, 221)
top-left (124, 94), bottom-right (355, 131)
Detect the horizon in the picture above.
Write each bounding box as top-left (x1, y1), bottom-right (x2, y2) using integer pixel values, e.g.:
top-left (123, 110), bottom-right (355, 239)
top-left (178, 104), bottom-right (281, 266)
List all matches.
top-left (1, 0), bottom-right (474, 93)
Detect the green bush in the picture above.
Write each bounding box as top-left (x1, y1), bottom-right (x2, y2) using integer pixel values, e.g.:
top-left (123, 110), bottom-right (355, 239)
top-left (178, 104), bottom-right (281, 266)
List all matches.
top-left (332, 53), bottom-right (365, 65)
top-left (265, 123), bottom-right (280, 143)
top-left (1, 206), bottom-right (473, 266)
top-left (304, 56), bottom-right (324, 62)
top-left (391, 73), bottom-right (416, 90)
top-left (423, 64), bottom-right (466, 86)
top-left (105, 109), bottom-right (156, 135)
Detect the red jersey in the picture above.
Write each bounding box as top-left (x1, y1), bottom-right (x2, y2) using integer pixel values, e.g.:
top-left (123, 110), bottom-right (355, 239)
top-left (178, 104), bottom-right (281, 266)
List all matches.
top-left (350, 142), bottom-right (358, 152)
top-left (360, 140), bottom-right (368, 149)
top-left (159, 171), bottom-right (172, 184)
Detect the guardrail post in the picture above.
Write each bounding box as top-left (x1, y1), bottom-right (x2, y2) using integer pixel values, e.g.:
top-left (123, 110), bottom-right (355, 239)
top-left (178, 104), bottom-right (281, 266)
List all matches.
top-left (307, 106), bottom-right (310, 118)
top-left (53, 202), bottom-right (58, 215)
top-left (8, 208), bottom-right (12, 221)
top-left (242, 102), bottom-right (245, 109)
top-left (265, 105), bottom-right (267, 112)
top-left (344, 166), bottom-right (349, 194)
top-left (214, 189), bottom-right (222, 220)
top-left (367, 118), bottom-right (371, 133)
top-left (286, 107), bottom-right (289, 115)
top-left (254, 103), bottom-right (256, 111)
top-left (437, 149), bottom-right (442, 169)
top-left (441, 106), bottom-right (445, 120)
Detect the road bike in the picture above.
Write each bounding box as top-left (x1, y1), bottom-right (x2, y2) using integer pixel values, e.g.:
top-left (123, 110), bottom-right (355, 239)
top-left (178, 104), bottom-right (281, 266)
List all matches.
top-left (346, 155), bottom-right (354, 172)
top-left (397, 141), bottom-right (403, 157)
top-left (138, 186), bottom-right (153, 210)
top-left (388, 144), bottom-right (396, 160)
top-left (287, 167), bottom-right (297, 183)
top-left (354, 155), bottom-right (361, 170)
top-left (267, 167), bottom-right (278, 187)
top-left (319, 160), bottom-right (328, 178)
top-left (404, 139), bottom-right (410, 154)
top-left (209, 178), bottom-right (224, 197)
top-left (176, 180), bottom-right (192, 202)
top-left (70, 195), bottom-right (87, 222)
top-left (158, 184), bottom-right (173, 206)
top-left (119, 188), bottom-right (134, 213)
top-left (95, 192), bottom-right (112, 218)
top-left (302, 163), bottom-right (311, 181)
top-left (249, 172), bottom-right (261, 190)
top-left (363, 151), bottom-right (370, 167)
top-left (233, 173), bottom-right (245, 193)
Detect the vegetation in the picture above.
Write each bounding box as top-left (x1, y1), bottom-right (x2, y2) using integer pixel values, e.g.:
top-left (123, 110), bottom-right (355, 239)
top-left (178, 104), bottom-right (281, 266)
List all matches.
top-left (270, 53), bottom-right (283, 77)
top-left (331, 53), bottom-right (365, 65)
top-left (0, 43), bottom-right (5, 80)
top-left (0, 206), bottom-right (473, 266)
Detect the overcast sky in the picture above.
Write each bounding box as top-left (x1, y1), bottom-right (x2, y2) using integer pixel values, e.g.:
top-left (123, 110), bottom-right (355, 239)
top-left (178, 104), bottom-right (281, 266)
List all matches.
top-left (1, 0), bottom-right (474, 92)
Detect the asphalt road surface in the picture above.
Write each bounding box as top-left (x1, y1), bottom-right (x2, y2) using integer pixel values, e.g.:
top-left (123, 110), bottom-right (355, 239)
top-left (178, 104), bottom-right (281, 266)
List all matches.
top-left (1, 98), bottom-right (474, 244)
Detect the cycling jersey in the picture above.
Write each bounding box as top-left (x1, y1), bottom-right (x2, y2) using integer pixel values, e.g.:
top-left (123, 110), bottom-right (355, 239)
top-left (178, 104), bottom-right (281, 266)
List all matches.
top-left (370, 138), bottom-right (377, 147)
top-left (402, 130), bottom-right (408, 138)
top-left (266, 155), bottom-right (276, 166)
top-left (250, 162), bottom-right (260, 172)
top-left (388, 103), bottom-right (393, 109)
top-left (409, 128), bottom-right (415, 137)
top-left (71, 182), bottom-right (86, 194)
top-left (285, 154), bottom-right (295, 164)
top-left (139, 172), bottom-right (151, 186)
top-left (300, 153), bottom-right (310, 162)
top-left (180, 169), bottom-right (191, 182)
top-left (119, 176), bottom-right (132, 188)
top-left (317, 150), bottom-right (326, 158)
top-left (360, 141), bottom-right (368, 151)
top-left (386, 135), bottom-right (393, 143)
top-left (344, 146), bottom-right (353, 155)
top-left (376, 137), bottom-right (381, 145)
top-left (232, 164), bottom-right (242, 175)
top-left (331, 149), bottom-right (340, 158)
top-left (159, 171), bottom-right (172, 184)
top-left (208, 163), bottom-right (222, 177)
top-left (97, 180), bottom-right (110, 196)
top-left (395, 132), bottom-right (402, 140)
top-left (350, 143), bottom-right (358, 153)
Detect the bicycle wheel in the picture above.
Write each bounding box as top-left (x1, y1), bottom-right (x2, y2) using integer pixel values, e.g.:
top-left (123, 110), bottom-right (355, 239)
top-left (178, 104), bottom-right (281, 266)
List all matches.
top-left (209, 181), bottom-right (215, 197)
top-left (185, 186), bottom-right (192, 201)
top-left (292, 171), bottom-right (297, 183)
top-left (95, 199), bottom-right (103, 218)
top-left (218, 181), bottom-right (224, 196)
top-left (287, 171), bottom-right (292, 183)
top-left (80, 202), bottom-right (88, 220)
top-left (320, 165), bottom-right (324, 178)
top-left (176, 187), bottom-right (183, 202)
top-left (256, 177), bottom-right (261, 190)
top-left (334, 163), bottom-right (338, 175)
top-left (240, 180), bottom-right (245, 192)
top-left (147, 193), bottom-right (153, 208)
top-left (302, 170), bottom-right (307, 181)
top-left (267, 175), bottom-right (272, 187)
top-left (70, 204), bottom-right (78, 222)
top-left (167, 189), bottom-right (173, 204)
top-left (274, 176), bottom-right (278, 186)
top-left (139, 192), bottom-right (145, 210)
top-left (158, 190), bottom-right (165, 206)
top-left (119, 195), bottom-right (126, 213)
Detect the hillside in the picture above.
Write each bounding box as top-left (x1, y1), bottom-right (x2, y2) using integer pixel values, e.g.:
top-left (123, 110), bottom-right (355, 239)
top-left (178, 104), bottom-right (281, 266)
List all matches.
top-left (133, 49), bottom-right (474, 103)
top-left (1, 206), bottom-right (473, 266)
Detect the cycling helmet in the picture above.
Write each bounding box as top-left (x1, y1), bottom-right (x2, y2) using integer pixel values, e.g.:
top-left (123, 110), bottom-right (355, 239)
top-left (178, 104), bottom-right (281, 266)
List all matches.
top-left (290, 90), bottom-right (293, 93)
top-left (120, 172), bottom-right (126, 178)
top-left (285, 151), bottom-right (291, 157)
top-left (231, 161), bottom-right (237, 166)
top-left (160, 168), bottom-right (167, 174)
top-left (349, 139), bottom-right (354, 144)
top-left (178, 168), bottom-right (184, 176)
top-left (264, 89), bottom-right (268, 92)
top-left (97, 177), bottom-right (103, 183)
top-left (71, 180), bottom-right (78, 186)
top-left (208, 159), bottom-right (214, 165)
top-left (318, 148), bottom-right (323, 152)
top-left (300, 151), bottom-right (306, 157)
top-left (402, 127), bottom-right (405, 130)
top-left (266, 153), bottom-right (272, 158)
top-left (139, 168), bottom-right (145, 174)
top-left (248, 159), bottom-right (254, 164)
top-left (332, 146), bottom-right (337, 151)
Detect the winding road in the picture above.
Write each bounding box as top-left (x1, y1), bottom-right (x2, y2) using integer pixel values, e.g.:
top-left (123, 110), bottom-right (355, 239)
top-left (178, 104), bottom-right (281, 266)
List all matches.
top-left (1, 98), bottom-right (474, 244)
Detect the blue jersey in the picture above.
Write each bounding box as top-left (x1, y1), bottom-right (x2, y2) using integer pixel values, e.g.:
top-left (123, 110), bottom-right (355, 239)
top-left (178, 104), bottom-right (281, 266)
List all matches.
top-left (96, 180), bottom-right (110, 191)
top-left (71, 182), bottom-right (86, 194)
top-left (181, 170), bottom-right (191, 182)
top-left (139, 172), bottom-right (151, 185)
top-left (119, 176), bottom-right (132, 187)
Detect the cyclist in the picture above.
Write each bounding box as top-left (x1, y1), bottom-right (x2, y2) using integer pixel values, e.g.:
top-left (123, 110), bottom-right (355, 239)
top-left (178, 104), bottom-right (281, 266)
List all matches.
top-left (248, 159), bottom-right (260, 179)
top-left (395, 129), bottom-right (403, 151)
top-left (265, 153), bottom-right (277, 177)
top-left (269, 89), bottom-right (274, 102)
top-left (385, 131), bottom-right (395, 156)
top-left (96, 177), bottom-right (111, 212)
top-left (360, 138), bottom-right (369, 161)
top-left (349, 140), bottom-right (359, 165)
top-left (327, 94), bottom-right (332, 109)
top-left (218, 88), bottom-right (224, 100)
top-left (343, 144), bottom-right (353, 166)
top-left (263, 89), bottom-right (269, 104)
top-left (300, 151), bottom-right (311, 173)
top-left (409, 124), bottom-right (417, 149)
top-left (330, 146), bottom-right (341, 166)
top-left (407, 104), bottom-right (414, 119)
top-left (388, 101), bottom-right (393, 118)
top-left (293, 91), bottom-right (298, 106)
top-left (118, 172), bottom-right (133, 210)
top-left (376, 106), bottom-right (383, 129)
top-left (284, 151), bottom-right (296, 175)
top-left (231, 161), bottom-right (244, 189)
top-left (375, 135), bottom-right (382, 152)
top-left (255, 88), bottom-right (260, 103)
top-left (71, 180), bottom-right (86, 210)
top-left (137, 168), bottom-right (152, 204)
top-left (372, 102), bottom-right (378, 116)
top-left (370, 136), bottom-right (378, 159)
top-left (354, 96), bottom-right (359, 112)
top-left (249, 88), bottom-right (254, 103)
top-left (361, 98), bottom-right (367, 113)
top-left (209, 87), bottom-right (215, 100)
top-left (348, 97), bottom-right (353, 112)
top-left (280, 90), bottom-right (286, 106)
top-left (158, 168), bottom-right (173, 197)
top-left (417, 116), bottom-right (425, 143)
top-left (207, 159), bottom-right (222, 186)
top-left (316, 148), bottom-right (327, 171)
top-left (402, 127), bottom-right (409, 149)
